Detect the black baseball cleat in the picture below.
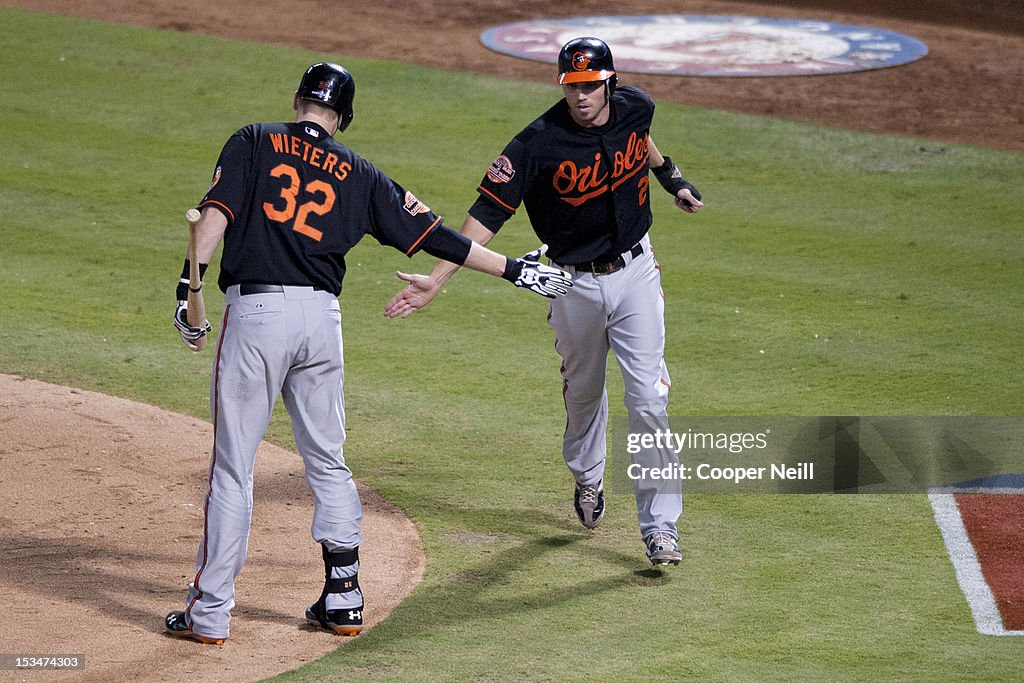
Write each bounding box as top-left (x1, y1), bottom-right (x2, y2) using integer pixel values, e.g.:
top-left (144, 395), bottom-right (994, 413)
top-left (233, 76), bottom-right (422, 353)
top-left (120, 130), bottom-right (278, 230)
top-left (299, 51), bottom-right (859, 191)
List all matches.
top-left (645, 531), bottom-right (682, 566)
top-left (574, 479), bottom-right (605, 529)
top-left (164, 610), bottom-right (227, 645)
top-left (306, 599), bottom-right (364, 636)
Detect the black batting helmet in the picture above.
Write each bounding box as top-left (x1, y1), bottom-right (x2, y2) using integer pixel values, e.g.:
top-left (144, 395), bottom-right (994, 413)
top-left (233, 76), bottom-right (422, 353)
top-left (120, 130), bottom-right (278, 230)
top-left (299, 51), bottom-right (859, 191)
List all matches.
top-left (557, 37), bottom-right (617, 94)
top-left (296, 62), bottom-right (355, 133)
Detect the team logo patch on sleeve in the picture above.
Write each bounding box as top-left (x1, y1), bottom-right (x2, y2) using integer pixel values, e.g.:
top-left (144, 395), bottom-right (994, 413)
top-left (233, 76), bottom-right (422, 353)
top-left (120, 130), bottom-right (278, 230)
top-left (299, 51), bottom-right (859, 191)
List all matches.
top-left (403, 191), bottom-right (430, 216)
top-left (209, 166), bottom-right (222, 190)
top-left (486, 155), bottom-right (516, 184)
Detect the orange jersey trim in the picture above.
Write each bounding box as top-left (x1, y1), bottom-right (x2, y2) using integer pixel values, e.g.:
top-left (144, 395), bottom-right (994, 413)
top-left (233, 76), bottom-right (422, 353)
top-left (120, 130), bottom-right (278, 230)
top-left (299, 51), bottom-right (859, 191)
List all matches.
top-left (478, 186), bottom-right (518, 213)
top-left (199, 199), bottom-right (235, 223)
top-left (405, 216), bottom-right (443, 256)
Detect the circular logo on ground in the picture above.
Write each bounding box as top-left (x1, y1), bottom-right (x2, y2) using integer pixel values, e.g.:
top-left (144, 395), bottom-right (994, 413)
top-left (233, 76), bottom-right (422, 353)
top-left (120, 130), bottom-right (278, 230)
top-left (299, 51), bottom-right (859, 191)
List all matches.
top-left (481, 15), bottom-right (928, 77)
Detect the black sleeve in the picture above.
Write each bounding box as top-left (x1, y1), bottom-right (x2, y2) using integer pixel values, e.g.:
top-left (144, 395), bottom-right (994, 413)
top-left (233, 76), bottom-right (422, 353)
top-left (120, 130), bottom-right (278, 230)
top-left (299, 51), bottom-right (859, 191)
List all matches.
top-left (365, 165), bottom-right (452, 257)
top-left (198, 125), bottom-right (255, 223)
top-left (468, 195), bottom-right (514, 232)
top-left (469, 138), bottom-right (529, 234)
top-left (419, 226), bottom-right (472, 265)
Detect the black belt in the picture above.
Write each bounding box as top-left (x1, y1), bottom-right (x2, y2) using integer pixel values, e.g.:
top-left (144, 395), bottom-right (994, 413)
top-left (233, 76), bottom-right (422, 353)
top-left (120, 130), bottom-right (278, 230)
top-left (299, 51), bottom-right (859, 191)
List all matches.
top-left (568, 242), bottom-right (644, 275)
top-left (238, 284), bottom-right (325, 295)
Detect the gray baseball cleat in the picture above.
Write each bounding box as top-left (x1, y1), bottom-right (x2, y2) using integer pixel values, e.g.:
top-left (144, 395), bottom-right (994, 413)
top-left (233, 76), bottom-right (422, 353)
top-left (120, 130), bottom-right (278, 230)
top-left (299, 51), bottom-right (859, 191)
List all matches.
top-left (574, 479), bottom-right (605, 529)
top-left (645, 531), bottom-right (682, 566)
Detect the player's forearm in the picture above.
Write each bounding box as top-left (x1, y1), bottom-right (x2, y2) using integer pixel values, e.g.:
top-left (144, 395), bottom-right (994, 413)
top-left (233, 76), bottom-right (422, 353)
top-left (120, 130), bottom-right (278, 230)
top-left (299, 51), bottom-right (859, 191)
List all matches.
top-left (428, 215), bottom-right (498, 285)
top-left (460, 241), bottom-right (512, 277)
top-left (647, 136), bottom-right (702, 207)
top-left (647, 135), bottom-right (665, 168)
top-left (177, 207), bottom-right (227, 300)
top-left (190, 207), bottom-right (228, 264)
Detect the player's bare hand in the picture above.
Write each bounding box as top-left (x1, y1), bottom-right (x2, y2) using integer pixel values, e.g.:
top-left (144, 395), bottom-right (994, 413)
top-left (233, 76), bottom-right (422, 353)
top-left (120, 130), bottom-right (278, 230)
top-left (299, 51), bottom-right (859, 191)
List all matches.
top-left (674, 187), bottom-right (703, 213)
top-left (384, 271), bottom-right (442, 318)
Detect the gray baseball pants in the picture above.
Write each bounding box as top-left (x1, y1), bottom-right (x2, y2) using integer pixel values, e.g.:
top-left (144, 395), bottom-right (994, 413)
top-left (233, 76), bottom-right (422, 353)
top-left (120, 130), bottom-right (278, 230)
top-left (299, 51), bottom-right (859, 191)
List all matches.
top-left (183, 285), bottom-right (362, 640)
top-left (548, 234), bottom-right (682, 540)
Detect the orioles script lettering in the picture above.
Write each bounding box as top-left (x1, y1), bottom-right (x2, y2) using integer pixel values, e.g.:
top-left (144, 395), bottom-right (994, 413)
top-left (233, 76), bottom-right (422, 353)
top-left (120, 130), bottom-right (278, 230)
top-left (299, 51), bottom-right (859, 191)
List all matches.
top-left (552, 131), bottom-right (649, 207)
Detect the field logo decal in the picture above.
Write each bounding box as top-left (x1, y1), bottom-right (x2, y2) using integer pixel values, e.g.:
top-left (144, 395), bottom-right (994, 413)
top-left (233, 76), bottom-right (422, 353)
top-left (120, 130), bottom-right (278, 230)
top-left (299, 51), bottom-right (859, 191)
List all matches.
top-left (481, 15), bottom-right (928, 77)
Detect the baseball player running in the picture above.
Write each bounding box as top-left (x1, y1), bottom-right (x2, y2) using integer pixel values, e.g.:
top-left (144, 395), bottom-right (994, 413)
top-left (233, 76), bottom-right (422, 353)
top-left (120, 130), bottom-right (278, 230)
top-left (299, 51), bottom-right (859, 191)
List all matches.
top-left (385, 37), bottom-right (702, 566)
top-left (165, 62), bottom-right (571, 645)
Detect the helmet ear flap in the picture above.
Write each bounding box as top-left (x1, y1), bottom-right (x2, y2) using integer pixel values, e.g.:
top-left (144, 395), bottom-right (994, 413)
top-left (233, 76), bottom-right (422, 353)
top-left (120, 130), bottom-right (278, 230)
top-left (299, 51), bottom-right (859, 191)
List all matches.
top-left (337, 97), bottom-right (354, 133)
top-left (606, 74), bottom-right (617, 97)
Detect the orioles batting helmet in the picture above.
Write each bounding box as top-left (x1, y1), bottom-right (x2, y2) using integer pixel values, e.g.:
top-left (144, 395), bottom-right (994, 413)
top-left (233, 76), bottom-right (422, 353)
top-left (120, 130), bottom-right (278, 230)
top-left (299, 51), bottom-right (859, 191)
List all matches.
top-left (557, 37), bottom-right (617, 94)
top-left (297, 62), bottom-right (355, 133)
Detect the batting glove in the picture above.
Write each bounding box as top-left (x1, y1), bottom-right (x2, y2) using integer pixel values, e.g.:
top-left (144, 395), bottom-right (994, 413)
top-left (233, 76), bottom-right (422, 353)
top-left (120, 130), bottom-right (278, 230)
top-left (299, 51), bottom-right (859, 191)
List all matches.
top-left (173, 301), bottom-right (212, 351)
top-left (502, 245), bottom-right (573, 299)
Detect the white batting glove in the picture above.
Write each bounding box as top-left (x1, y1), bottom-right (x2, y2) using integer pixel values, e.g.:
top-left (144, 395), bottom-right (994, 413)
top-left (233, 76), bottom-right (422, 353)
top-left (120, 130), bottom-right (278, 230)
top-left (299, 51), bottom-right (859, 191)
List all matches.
top-left (502, 245), bottom-right (573, 299)
top-left (173, 301), bottom-right (212, 351)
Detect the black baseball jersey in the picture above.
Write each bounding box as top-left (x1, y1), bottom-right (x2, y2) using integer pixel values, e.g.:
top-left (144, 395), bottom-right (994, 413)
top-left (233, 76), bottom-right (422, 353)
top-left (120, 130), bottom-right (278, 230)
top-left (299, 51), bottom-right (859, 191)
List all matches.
top-left (199, 121), bottom-right (449, 295)
top-left (469, 85), bottom-right (655, 265)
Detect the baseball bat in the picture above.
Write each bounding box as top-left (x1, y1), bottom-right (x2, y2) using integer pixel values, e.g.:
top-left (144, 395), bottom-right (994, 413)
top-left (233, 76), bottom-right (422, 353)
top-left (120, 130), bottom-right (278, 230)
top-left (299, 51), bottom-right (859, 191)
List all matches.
top-left (185, 208), bottom-right (207, 352)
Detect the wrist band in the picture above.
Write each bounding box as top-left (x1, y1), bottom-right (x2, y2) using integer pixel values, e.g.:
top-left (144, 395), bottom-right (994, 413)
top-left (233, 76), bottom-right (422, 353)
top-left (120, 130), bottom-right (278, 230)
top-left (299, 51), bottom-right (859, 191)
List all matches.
top-left (176, 259), bottom-right (209, 300)
top-left (501, 257), bottom-right (523, 282)
top-left (652, 155), bottom-right (701, 200)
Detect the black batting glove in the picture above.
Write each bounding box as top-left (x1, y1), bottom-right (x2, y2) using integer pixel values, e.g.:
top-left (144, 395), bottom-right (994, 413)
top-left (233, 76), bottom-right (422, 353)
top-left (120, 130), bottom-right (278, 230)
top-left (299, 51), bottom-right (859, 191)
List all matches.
top-left (502, 245), bottom-right (573, 299)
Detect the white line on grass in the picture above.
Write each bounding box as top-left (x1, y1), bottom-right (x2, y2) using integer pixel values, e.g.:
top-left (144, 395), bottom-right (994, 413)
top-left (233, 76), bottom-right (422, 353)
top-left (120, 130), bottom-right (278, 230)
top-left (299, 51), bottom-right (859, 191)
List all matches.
top-left (928, 489), bottom-right (1024, 636)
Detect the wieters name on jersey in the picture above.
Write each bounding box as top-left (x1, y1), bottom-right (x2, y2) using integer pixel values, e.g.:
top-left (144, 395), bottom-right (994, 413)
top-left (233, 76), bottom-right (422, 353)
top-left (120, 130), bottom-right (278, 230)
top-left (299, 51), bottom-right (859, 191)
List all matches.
top-left (267, 130), bottom-right (352, 182)
top-left (200, 121), bottom-right (449, 295)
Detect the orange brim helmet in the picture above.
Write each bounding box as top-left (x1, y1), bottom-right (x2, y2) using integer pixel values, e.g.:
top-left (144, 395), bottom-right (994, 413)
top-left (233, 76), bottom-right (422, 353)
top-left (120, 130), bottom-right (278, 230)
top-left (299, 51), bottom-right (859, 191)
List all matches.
top-left (556, 36), bottom-right (617, 92)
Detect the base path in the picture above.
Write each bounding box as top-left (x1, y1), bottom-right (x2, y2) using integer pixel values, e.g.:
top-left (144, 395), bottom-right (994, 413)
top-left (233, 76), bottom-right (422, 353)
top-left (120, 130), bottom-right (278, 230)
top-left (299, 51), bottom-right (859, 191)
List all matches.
top-left (0, 374), bottom-right (425, 682)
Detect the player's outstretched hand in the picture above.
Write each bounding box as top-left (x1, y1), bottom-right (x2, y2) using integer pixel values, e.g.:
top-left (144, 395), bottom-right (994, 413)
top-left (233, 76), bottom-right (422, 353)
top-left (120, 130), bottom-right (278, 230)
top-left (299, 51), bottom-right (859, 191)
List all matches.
top-left (674, 186), bottom-right (703, 213)
top-left (505, 245), bottom-right (573, 299)
top-left (384, 272), bottom-right (442, 319)
top-left (173, 301), bottom-right (212, 351)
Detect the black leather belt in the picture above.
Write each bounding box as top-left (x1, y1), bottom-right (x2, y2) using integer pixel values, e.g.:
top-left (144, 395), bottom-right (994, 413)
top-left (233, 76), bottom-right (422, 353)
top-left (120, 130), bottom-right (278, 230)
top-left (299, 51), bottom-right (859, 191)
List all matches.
top-left (569, 242), bottom-right (644, 275)
top-left (239, 284), bottom-right (325, 295)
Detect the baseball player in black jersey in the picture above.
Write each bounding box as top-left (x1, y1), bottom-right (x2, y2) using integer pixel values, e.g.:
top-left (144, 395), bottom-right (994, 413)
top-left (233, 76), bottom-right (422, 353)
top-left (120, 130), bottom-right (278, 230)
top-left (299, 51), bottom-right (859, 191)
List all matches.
top-left (165, 62), bottom-right (571, 645)
top-left (386, 38), bottom-right (703, 566)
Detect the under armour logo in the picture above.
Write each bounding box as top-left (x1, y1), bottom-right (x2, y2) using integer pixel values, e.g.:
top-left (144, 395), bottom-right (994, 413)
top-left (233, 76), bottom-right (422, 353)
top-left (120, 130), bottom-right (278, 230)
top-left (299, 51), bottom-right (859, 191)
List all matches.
top-left (348, 610), bottom-right (362, 620)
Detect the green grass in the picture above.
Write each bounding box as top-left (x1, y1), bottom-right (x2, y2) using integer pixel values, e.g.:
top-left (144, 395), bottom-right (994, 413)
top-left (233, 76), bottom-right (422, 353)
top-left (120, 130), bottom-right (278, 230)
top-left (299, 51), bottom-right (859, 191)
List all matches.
top-left (2, 8), bottom-right (1023, 681)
